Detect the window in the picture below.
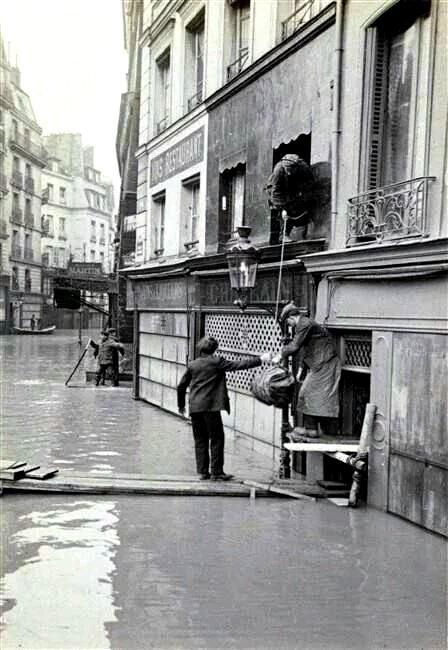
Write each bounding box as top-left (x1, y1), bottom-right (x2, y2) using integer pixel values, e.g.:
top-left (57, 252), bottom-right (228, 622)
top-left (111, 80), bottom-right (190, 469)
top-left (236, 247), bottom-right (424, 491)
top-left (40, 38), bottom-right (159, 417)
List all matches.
top-left (363, 2), bottom-right (429, 190)
top-left (13, 192), bottom-right (20, 211)
top-left (45, 215), bottom-right (54, 236)
top-left (24, 269), bottom-right (31, 293)
top-left (25, 163), bottom-right (32, 178)
top-left (59, 187), bottom-right (66, 204)
top-left (185, 12), bottom-right (205, 112)
top-left (47, 183), bottom-right (54, 201)
top-left (99, 251), bottom-right (104, 269)
top-left (59, 218), bottom-right (66, 237)
top-left (155, 51), bottom-right (171, 134)
top-left (59, 248), bottom-right (65, 267)
top-left (24, 128), bottom-right (30, 147)
top-left (13, 156), bottom-right (20, 172)
top-left (12, 267), bottom-right (19, 290)
top-left (90, 250), bottom-right (96, 262)
top-left (219, 165), bottom-right (246, 243)
top-left (182, 177), bottom-right (200, 248)
top-left (99, 223), bottom-right (105, 243)
top-left (25, 198), bottom-right (32, 217)
top-left (53, 248), bottom-right (59, 267)
top-left (228, 0), bottom-right (250, 80)
top-left (12, 120), bottom-right (18, 140)
top-left (153, 193), bottom-right (166, 254)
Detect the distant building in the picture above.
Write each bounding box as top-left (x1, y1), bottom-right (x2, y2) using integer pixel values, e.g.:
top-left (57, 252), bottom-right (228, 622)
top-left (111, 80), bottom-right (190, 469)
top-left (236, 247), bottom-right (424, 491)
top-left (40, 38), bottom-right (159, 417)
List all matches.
top-left (41, 136), bottom-right (115, 315)
top-left (0, 35), bottom-right (46, 332)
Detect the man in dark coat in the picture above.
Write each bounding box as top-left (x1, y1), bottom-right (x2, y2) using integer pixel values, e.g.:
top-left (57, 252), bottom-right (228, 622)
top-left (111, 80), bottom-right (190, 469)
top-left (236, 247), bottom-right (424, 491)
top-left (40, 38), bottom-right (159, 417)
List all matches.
top-left (265, 154), bottom-right (315, 240)
top-left (274, 302), bottom-right (341, 440)
top-left (177, 336), bottom-right (271, 480)
top-left (91, 332), bottom-right (125, 387)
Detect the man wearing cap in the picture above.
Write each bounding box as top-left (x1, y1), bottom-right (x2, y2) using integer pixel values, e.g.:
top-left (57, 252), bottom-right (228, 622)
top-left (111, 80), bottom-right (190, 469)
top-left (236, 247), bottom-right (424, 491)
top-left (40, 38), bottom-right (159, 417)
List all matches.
top-left (275, 302), bottom-right (341, 440)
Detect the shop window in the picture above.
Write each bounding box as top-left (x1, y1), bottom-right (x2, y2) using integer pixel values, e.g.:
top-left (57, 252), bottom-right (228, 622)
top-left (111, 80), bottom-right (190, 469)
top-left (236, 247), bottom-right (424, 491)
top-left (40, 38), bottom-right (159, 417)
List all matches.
top-left (219, 164), bottom-right (246, 245)
top-left (152, 192), bottom-right (166, 256)
top-left (155, 50), bottom-right (171, 135)
top-left (339, 332), bottom-right (372, 438)
top-left (181, 176), bottom-right (200, 251)
top-left (185, 11), bottom-right (205, 112)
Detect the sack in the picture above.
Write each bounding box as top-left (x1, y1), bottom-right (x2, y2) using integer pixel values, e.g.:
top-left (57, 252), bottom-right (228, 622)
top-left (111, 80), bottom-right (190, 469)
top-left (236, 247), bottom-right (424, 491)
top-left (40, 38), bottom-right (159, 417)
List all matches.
top-left (251, 366), bottom-right (295, 408)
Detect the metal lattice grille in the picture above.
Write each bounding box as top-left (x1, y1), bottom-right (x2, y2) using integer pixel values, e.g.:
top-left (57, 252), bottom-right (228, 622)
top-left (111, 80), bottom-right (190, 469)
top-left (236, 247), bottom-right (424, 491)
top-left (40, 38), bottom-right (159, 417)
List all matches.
top-left (204, 312), bottom-right (282, 393)
top-left (344, 337), bottom-right (372, 369)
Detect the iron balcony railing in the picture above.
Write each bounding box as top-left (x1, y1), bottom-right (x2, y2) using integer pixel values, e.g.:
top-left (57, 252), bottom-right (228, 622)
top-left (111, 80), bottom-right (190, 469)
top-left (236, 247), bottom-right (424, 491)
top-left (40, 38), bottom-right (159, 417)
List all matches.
top-left (25, 176), bottom-right (35, 194)
top-left (24, 247), bottom-right (34, 261)
top-left (186, 87), bottom-right (203, 113)
top-left (281, 0), bottom-right (331, 41)
top-left (11, 244), bottom-right (22, 259)
top-left (346, 177), bottom-right (436, 246)
top-left (227, 48), bottom-right (249, 81)
top-left (42, 253), bottom-right (50, 266)
top-left (10, 132), bottom-right (46, 162)
top-left (156, 116), bottom-right (169, 135)
top-left (0, 219), bottom-right (8, 238)
top-left (0, 173), bottom-right (8, 193)
top-left (11, 171), bottom-right (23, 189)
top-left (25, 213), bottom-right (34, 228)
top-left (11, 207), bottom-right (23, 224)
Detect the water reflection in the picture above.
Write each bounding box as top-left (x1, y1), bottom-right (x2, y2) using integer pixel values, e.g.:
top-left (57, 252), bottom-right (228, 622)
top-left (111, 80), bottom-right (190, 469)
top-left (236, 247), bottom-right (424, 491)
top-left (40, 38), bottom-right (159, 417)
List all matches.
top-left (1, 498), bottom-right (119, 650)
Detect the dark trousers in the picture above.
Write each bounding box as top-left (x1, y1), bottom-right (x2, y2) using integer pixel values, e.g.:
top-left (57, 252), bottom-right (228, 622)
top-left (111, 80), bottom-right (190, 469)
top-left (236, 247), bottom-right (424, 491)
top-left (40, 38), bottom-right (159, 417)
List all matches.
top-left (96, 363), bottom-right (118, 386)
top-left (303, 414), bottom-right (339, 436)
top-left (190, 411), bottom-right (225, 476)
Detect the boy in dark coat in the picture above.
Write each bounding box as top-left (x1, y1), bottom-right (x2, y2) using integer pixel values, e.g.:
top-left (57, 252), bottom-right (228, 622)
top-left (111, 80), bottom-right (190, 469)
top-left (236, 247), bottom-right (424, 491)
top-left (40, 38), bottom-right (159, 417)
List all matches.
top-left (177, 336), bottom-right (271, 481)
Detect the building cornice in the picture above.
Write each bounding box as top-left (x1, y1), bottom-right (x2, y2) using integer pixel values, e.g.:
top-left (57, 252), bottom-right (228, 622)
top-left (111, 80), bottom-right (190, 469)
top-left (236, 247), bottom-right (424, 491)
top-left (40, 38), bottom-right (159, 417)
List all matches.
top-left (300, 237), bottom-right (448, 274)
top-left (204, 3), bottom-right (336, 112)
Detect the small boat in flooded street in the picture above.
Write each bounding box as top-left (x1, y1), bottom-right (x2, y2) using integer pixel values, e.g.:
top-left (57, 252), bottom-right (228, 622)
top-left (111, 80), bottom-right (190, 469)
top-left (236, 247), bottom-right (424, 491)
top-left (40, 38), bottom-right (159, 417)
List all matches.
top-left (12, 325), bottom-right (56, 335)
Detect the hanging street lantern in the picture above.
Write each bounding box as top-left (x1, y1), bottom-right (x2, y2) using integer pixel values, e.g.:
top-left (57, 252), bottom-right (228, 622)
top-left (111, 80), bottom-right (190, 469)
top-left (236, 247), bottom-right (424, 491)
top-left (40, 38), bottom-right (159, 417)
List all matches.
top-left (226, 226), bottom-right (259, 308)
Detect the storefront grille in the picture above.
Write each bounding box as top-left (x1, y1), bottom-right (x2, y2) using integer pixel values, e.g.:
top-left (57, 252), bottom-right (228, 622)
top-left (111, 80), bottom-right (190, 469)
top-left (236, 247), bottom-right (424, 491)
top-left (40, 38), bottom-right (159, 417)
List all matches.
top-left (343, 336), bottom-right (372, 369)
top-left (204, 312), bottom-right (282, 393)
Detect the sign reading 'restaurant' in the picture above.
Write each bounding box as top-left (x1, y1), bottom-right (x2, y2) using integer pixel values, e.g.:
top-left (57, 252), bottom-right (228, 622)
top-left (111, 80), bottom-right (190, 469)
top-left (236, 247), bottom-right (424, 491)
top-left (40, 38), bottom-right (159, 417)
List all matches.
top-left (150, 127), bottom-right (204, 187)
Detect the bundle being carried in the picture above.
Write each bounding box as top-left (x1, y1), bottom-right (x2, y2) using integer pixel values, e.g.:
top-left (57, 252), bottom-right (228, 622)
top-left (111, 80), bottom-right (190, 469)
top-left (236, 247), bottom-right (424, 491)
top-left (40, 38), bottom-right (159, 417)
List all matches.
top-left (251, 365), bottom-right (295, 408)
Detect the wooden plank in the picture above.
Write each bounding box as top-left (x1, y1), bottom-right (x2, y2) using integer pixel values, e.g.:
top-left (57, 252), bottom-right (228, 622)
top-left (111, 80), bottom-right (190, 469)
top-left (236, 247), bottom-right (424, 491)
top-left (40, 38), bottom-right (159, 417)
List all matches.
top-left (285, 443), bottom-right (360, 452)
top-left (243, 480), bottom-right (317, 502)
top-left (21, 464), bottom-right (41, 475)
top-left (327, 497), bottom-right (349, 507)
top-left (325, 452), bottom-right (366, 470)
top-left (0, 468), bottom-right (26, 481)
top-left (25, 468), bottom-right (59, 480)
top-left (1, 476), bottom-right (275, 498)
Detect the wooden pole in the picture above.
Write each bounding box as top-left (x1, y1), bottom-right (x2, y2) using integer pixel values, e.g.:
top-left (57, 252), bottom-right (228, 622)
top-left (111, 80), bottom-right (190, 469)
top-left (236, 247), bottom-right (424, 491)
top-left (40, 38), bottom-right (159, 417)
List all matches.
top-left (65, 340), bottom-right (91, 386)
top-left (348, 403), bottom-right (376, 507)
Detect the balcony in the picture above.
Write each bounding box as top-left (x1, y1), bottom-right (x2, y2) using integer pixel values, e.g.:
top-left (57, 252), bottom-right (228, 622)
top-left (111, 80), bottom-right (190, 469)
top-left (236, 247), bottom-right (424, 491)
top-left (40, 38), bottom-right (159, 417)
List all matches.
top-left (0, 173), bottom-right (8, 194)
top-left (186, 88), bottom-right (203, 113)
top-left (90, 235), bottom-right (97, 243)
top-left (0, 220), bottom-right (8, 239)
top-left (281, 0), bottom-right (332, 41)
top-left (11, 171), bottom-right (23, 189)
top-left (11, 207), bottom-right (23, 225)
top-left (346, 177), bottom-right (436, 247)
top-left (24, 247), bottom-right (34, 261)
top-left (24, 176), bottom-right (35, 194)
top-left (11, 244), bottom-right (22, 259)
top-left (25, 213), bottom-right (34, 228)
top-left (10, 132), bottom-right (47, 165)
top-left (227, 48), bottom-right (249, 82)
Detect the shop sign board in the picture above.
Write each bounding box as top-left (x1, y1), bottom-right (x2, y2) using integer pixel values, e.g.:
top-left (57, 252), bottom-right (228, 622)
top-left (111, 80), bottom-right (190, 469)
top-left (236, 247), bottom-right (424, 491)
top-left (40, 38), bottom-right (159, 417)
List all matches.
top-left (67, 262), bottom-right (104, 277)
top-left (150, 127), bottom-right (204, 187)
top-left (128, 277), bottom-right (192, 310)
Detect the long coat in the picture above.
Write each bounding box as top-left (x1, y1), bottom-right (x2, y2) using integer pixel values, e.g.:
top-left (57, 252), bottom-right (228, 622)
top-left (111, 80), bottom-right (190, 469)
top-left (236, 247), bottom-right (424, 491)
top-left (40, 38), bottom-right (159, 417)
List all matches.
top-left (177, 355), bottom-right (261, 414)
top-left (281, 315), bottom-right (341, 418)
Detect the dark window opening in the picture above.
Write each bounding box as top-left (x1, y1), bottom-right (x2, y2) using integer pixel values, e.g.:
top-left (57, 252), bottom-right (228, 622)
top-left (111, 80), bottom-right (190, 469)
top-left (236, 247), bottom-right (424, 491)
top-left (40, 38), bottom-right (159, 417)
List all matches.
top-left (218, 164), bottom-right (246, 248)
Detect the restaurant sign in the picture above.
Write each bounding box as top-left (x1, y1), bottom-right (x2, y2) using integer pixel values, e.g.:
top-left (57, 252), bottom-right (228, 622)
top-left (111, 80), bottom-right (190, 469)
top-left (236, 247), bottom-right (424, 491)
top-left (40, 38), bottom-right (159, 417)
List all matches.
top-left (150, 127), bottom-right (204, 187)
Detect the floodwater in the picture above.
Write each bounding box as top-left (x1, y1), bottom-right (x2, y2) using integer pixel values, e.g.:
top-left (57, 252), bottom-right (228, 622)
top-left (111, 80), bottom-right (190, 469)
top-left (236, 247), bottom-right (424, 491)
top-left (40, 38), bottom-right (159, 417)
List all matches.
top-left (0, 333), bottom-right (447, 649)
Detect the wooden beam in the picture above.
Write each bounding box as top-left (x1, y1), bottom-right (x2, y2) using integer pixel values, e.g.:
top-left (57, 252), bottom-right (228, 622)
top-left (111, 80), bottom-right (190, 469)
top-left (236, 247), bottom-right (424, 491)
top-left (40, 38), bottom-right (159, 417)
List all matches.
top-left (285, 442), bottom-right (359, 452)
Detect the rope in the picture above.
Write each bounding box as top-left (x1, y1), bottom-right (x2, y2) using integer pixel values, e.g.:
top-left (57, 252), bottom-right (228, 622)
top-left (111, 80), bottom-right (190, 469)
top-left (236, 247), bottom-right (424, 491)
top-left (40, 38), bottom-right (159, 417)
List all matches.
top-left (270, 211), bottom-right (289, 474)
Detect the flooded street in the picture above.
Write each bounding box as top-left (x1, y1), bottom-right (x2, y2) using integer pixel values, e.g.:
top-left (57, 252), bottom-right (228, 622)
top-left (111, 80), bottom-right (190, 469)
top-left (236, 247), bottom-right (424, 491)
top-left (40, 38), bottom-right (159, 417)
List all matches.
top-left (1, 333), bottom-right (447, 649)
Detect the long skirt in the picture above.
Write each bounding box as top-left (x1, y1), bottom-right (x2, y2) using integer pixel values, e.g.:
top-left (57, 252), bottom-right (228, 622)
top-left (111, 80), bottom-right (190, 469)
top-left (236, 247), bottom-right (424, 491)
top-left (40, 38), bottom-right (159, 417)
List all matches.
top-left (297, 356), bottom-right (341, 418)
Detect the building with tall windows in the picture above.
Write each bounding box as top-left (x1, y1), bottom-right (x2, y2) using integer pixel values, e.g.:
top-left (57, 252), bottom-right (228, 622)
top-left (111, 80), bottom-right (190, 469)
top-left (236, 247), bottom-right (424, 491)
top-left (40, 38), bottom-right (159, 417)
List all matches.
top-left (119, 0), bottom-right (447, 535)
top-left (41, 135), bottom-right (115, 320)
top-left (0, 36), bottom-right (46, 332)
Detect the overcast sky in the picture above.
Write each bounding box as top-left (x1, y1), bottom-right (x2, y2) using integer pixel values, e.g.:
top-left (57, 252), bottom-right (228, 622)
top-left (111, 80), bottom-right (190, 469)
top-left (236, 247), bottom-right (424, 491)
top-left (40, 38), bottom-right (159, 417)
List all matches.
top-left (0, 0), bottom-right (128, 200)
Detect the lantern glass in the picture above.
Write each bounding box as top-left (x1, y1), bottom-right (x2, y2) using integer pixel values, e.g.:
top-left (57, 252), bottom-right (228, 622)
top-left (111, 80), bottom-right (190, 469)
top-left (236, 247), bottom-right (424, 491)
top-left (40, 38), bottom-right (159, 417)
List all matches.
top-left (227, 252), bottom-right (258, 289)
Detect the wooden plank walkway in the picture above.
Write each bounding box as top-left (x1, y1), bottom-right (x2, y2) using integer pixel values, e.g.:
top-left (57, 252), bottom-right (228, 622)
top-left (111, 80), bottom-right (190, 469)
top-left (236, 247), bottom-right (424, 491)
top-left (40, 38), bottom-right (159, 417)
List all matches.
top-left (0, 472), bottom-right (278, 497)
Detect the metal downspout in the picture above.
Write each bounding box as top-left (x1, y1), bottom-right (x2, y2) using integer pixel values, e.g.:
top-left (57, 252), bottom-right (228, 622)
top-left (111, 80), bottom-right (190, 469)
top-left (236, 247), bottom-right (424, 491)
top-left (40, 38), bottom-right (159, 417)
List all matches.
top-left (330, 0), bottom-right (344, 248)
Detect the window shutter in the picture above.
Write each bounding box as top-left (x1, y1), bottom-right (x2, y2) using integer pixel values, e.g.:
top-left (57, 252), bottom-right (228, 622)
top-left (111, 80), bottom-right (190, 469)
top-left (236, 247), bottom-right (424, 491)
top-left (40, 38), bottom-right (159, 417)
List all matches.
top-left (366, 30), bottom-right (387, 190)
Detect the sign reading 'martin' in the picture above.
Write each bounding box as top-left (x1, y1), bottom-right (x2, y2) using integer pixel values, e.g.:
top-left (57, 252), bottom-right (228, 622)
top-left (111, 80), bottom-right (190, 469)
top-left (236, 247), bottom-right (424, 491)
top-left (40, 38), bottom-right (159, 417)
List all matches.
top-left (150, 127), bottom-right (204, 187)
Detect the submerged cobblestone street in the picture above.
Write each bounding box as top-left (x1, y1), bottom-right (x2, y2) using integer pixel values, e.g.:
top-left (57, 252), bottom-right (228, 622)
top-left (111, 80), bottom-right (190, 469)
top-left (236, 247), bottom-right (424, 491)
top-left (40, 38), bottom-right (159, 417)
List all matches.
top-left (1, 333), bottom-right (446, 649)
